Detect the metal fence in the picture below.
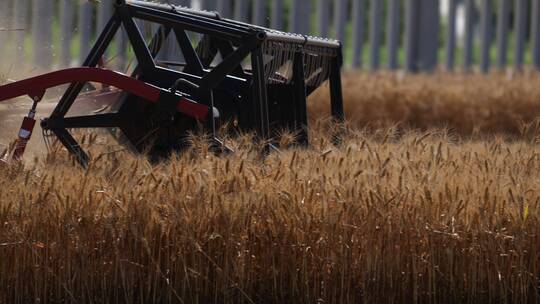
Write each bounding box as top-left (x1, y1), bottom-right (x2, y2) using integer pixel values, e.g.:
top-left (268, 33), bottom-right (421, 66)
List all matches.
top-left (0, 0), bottom-right (539, 74)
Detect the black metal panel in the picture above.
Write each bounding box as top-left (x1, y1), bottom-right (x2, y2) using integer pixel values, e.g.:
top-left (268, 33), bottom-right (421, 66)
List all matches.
top-left (250, 47), bottom-right (270, 140)
top-left (266, 84), bottom-right (295, 132)
top-left (43, 113), bottom-right (123, 129)
top-left (329, 53), bottom-right (345, 123)
top-left (292, 51), bottom-right (308, 145)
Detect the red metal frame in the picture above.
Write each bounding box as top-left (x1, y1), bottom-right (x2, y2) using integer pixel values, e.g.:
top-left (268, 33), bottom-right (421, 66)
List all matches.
top-left (0, 67), bottom-right (209, 120)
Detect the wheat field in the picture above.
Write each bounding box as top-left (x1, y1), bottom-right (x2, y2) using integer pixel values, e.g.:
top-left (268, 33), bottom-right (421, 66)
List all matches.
top-left (311, 71), bottom-right (540, 137)
top-left (1, 72), bottom-right (540, 303)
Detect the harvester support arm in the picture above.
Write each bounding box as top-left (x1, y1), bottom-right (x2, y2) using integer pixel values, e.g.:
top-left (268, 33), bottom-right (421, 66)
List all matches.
top-left (0, 67), bottom-right (209, 120)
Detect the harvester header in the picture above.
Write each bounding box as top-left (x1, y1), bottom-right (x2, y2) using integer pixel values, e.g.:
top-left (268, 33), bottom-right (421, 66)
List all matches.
top-left (0, 0), bottom-right (344, 167)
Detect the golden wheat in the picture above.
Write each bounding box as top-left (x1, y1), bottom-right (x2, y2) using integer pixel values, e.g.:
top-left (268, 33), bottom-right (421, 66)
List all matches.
top-left (0, 73), bottom-right (540, 303)
top-left (311, 71), bottom-right (540, 137)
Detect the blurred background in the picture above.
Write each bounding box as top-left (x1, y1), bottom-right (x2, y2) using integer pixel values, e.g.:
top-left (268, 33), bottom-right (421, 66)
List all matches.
top-left (0, 0), bottom-right (539, 77)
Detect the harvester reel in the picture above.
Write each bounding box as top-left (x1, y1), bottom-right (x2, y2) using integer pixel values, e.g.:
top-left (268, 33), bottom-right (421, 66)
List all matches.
top-left (0, 0), bottom-right (344, 167)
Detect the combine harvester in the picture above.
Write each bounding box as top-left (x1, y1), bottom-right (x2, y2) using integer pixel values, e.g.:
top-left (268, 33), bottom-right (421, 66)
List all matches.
top-left (0, 0), bottom-right (344, 167)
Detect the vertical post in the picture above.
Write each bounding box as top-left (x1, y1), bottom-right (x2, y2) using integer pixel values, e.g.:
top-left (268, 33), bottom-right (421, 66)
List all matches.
top-left (216, 0), bottom-right (231, 18)
top-left (330, 52), bottom-right (344, 123)
top-left (387, 0), bottom-right (400, 70)
top-left (445, 0), bottom-right (457, 71)
top-left (98, 0), bottom-right (113, 33)
top-left (290, 0), bottom-right (302, 33)
top-left (60, 0), bottom-right (75, 67)
top-left (514, 0), bottom-right (527, 71)
top-left (197, 0), bottom-right (205, 10)
top-left (405, 0), bottom-right (439, 72)
top-left (404, 0), bottom-right (419, 72)
top-left (117, 30), bottom-right (129, 71)
top-left (329, 50), bottom-right (345, 145)
top-left (0, 0), bottom-right (10, 69)
top-left (177, 0), bottom-right (191, 6)
top-left (251, 47), bottom-right (270, 142)
top-left (98, 0), bottom-right (113, 62)
top-left (300, 1), bottom-right (312, 35)
top-left (532, 0), bottom-right (540, 70)
top-left (293, 52), bottom-right (308, 145)
top-left (201, 0), bottom-right (216, 10)
top-left (253, 0), bottom-right (266, 26)
top-left (271, 0), bottom-right (284, 30)
top-left (165, 0), bottom-right (189, 62)
top-left (463, 0), bottom-right (474, 72)
top-left (352, 0), bottom-right (365, 68)
top-left (12, 0), bottom-right (28, 68)
top-left (334, 0), bottom-right (347, 42)
top-left (32, 0), bottom-right (53, 69)
top-left (316, 0), bottom-right (330, 37)
top-left (148, 6), bottom-right (162, 61)
top-left (496, 0), bottom-right (510, 69)
top-left (234, 0), bottom-right (248, 22)
top-left (479, 0), bottom-right (492, 73)
top-left (79, 0), bottom-right (93, 65)
top-left (369, 0), bottom-right (383, 72)
top-left (418, 0), bottom-right (439, 72)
